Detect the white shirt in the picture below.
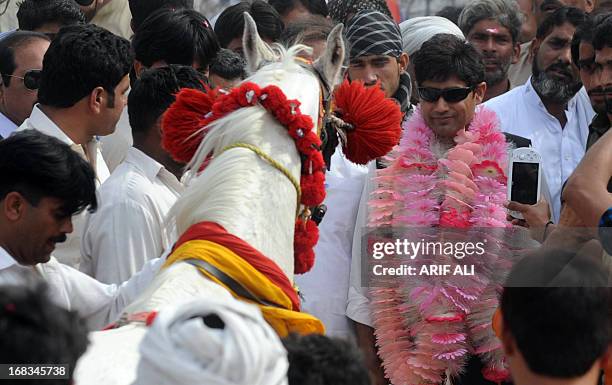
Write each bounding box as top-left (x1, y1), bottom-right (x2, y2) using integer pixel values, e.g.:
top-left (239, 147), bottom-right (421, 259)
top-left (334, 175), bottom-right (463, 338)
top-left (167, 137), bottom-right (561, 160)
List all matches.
top-left (346, 162), bottom-right (376, 327)
top-left (81, 147), bottom-right (183, 284)
top-left (0, 245), bottom-right (163, 330)
top-left (17, 105), bottom-right (111, 268)
top-left (484, 80), bottom-right (595, 222)
top-left (0, 111), bottom-right (17, 139)
top-left (294, 149), bottom-right (368, 339)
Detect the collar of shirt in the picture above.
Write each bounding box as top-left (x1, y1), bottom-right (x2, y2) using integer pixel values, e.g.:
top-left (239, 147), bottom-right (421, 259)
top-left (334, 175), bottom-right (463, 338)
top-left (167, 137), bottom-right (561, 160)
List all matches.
top-left (23, 104), bottom-right (75, 145)
top-left (0, 111), bottom-right (17, 139)
top-left (0, 246), bottom-right (17, 270)
top-left (524, 78), bottom-right (579, 133)
top-left (125, 147), bottom-right (183, 193)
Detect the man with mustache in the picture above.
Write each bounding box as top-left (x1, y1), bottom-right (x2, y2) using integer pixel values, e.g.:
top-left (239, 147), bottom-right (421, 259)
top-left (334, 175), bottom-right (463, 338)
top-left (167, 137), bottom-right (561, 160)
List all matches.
top-left (592, 13), bottom-right (612, 132)
top-left (0, 130), bottom-right (163, 330)
top-left (459, 0), bottom-right (523, 101)
top-left (508, 0), bottom-right (595, 87)
top-left (485, 7), bottom-right (595, 223)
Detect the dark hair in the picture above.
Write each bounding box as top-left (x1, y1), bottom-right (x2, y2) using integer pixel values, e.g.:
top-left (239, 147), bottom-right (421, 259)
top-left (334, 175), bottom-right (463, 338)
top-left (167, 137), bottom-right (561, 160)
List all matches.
top-left (209, 48), bottom-right (246, 81)
top-left (282, 333), bottom-right (371, 385)
top-left (0, 282), bottom-right (89, 384)
top-left (0, 31), bottom-right (49, 87)
top-left (128, 0), bottom-right (194, 31)
top-left (268, 0), bottom-right (328, 18)
top-left (412, 33), bottom-right (485, 88)
top-left (128, 64), bottom-right (207, 134)
top-left (536, 6), bottom-right (588, 40)
top-left (436, 5), bottom-right (464, 26)
top-left (570, 15), bottom-right (594, 67)
top-left (0, 130), bottom-right (97, 216)
top-left (502, 249), bottom-right (610, 378)
top-left (37, 24), bottom-right (131, 108)
top-left (280, 14), bottom-right (333, 47)
top-left (593, 12), bottom-right (612, 50)
top-left (214, 1), bottom-right (284, 48)
top-left (132, 8), bottom-right (219, 69)
top-left (16, 0), bottom-right (85, 32)
top-left (458, 0), bottom-right (523, 44)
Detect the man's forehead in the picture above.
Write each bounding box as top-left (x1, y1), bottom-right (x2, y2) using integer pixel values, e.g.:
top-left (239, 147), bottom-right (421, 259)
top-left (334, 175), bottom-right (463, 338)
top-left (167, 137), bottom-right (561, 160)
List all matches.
top-left (469, 19), bottom-right (512, 37)
top-left (543, 22), bottom-right (576, 41)
top-left (595, 46), bottom-right (612, 64)
top-left (350, 54), bottom-right (393, 62)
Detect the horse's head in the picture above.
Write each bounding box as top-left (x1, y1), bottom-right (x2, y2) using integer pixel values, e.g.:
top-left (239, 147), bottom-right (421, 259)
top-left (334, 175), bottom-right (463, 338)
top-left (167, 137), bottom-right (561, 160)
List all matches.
top-left (241, 13), bottom-right (345, 136)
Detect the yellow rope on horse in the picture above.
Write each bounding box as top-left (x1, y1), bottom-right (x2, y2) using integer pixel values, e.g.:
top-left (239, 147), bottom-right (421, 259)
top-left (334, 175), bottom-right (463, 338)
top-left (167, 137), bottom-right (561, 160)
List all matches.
top-left (219, 142), bottom-right (302, 216)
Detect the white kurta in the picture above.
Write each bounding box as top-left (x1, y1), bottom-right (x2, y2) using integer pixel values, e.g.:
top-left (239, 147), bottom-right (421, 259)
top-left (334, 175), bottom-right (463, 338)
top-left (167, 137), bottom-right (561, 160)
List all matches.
top-left (81, 147), bottom-right (183, 284)
top-left (18, 105), bottom-right (111, 269)
top-left (0, 111), bottom-right (17, 139)
top-left (294, 149), bottom-right (368, 339)
top-left (484, 80), bottom-right (595, 222)
top-left (0, 246), bottom-right (163, 330)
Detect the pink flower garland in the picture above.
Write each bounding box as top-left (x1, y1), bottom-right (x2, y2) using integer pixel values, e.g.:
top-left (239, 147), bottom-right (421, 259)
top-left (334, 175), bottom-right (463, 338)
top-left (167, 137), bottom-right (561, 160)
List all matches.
top-left (368, 106), bottom-right (511, 384)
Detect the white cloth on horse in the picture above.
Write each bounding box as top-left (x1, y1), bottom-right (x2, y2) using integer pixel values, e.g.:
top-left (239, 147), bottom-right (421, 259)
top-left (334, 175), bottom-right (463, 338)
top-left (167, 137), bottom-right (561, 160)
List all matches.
top-left (134, 298), bottom-right (289, 385)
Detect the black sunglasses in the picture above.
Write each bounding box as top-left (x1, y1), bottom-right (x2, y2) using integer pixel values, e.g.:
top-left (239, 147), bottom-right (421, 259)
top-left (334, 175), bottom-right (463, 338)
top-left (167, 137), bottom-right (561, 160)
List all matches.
top-left (418, 86), bottom-right (474, 103)
top-left (3, 69), bottom-right (42, 91)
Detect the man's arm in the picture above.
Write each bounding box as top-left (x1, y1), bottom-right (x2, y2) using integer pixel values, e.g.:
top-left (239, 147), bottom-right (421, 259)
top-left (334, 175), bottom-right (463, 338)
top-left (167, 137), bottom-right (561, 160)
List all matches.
top-left (563, 129), bottom-right (612, 227)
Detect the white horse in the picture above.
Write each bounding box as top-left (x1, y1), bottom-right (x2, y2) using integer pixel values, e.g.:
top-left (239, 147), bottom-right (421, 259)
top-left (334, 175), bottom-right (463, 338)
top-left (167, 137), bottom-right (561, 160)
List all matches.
top-left (73, 14), bottom-right (346, 385)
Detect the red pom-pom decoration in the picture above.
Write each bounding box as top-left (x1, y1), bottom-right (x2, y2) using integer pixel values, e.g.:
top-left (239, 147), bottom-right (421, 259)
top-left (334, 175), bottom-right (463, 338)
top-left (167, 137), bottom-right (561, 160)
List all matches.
top-left (333, 80), bottom-right (402, 165)
top-left (162, 87), bottom-right (219, 164)
top-left (294, 219), bottom-right (319, 273)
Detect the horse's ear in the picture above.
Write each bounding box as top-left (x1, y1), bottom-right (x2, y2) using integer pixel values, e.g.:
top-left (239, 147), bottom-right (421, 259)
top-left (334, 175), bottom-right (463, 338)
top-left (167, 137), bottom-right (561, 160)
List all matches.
top-left (242, 12), bottom-right (277, 73)
top-left (313, 23), bottom-right (346, 89)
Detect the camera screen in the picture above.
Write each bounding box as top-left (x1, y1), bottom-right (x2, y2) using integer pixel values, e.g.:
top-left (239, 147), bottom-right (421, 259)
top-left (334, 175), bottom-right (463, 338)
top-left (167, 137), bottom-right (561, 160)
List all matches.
top-left (511, 162), bottom-right (539, 205)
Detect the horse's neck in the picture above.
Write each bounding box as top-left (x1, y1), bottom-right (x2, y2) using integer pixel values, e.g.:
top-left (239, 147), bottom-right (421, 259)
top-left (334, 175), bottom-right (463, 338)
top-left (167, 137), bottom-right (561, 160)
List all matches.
top-left (177, 112), bottom-right (300, 281)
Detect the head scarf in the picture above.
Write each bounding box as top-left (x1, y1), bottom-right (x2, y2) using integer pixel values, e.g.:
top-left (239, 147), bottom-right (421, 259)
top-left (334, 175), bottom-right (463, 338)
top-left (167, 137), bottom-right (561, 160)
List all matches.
top-left (399, 16), bottom-right (465, 56)
top-left (134, 298), bottom-right (289, 385)
top-left (329, 0), bottom-right (392, 24)
top-left (345, 10), bottom-right (402, 59)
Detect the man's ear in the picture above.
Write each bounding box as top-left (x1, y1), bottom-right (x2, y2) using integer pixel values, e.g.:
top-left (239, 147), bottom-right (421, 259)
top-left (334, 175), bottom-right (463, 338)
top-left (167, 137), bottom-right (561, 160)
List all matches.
top-left (133, 60), bottom-right (146, 79)
top-left (530, 38), bottom-right (539, 59)
top-left (398, 52), bottom-right (409, 72)
top-left (473, 81), bottom-right (487, 104)
top-left (498, 312), bottom-right (516, 356)
top-left (88, 86), bottom-right (105, 114)
top-left (584, 0), bottom-right (595, 13)
top-left (3, 192), bottom-right (27, 221)
top-left (512, 43), bottom-right (521, 65)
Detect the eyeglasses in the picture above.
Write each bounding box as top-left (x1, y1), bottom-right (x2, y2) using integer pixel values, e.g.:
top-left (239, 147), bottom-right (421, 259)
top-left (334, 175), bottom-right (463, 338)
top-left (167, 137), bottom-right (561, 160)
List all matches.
top-left (418, 86), bottom-right (474, 103)
top-left (2, 69), bottom-right (42, 91)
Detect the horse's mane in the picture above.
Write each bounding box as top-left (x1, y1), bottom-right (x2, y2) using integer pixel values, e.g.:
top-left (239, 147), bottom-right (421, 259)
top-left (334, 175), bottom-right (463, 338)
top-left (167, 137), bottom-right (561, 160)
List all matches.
top-left (167, 44), bottom-right (314, 236)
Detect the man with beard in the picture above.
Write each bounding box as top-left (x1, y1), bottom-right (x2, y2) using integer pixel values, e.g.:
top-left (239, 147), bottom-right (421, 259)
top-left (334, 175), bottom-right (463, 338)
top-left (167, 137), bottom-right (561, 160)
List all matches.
top-left (591, 13), bottom-right (612, 135)
top-left (508, 0), bottom-right (595, 86)
top-left (571, 13), bottom-right (610, 150)
top-left (485, 7), bottom-right (594, 223)
top-left (459, 0), bottom-right (523, 101)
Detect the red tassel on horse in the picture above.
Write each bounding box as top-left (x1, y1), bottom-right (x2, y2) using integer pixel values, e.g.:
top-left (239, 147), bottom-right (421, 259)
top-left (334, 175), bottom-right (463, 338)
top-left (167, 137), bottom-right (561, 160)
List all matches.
top-left (333, 79), bottom-right (403, 165)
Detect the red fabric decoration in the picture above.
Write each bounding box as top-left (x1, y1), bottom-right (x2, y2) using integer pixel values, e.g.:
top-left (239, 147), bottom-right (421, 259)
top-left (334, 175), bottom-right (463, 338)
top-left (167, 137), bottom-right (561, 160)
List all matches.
top-left (161, 87), bottom-right (219, 164)
top-left (333, 80), bottom-right (403, 164)
top-left (300, 172), bottom-right (326, 206)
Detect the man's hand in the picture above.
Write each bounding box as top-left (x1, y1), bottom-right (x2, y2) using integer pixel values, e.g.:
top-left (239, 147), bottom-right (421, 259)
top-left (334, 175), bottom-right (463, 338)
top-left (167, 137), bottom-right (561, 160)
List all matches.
top-left (354, 322), bottom-right (388, 385)
top-left (505, 199), bottom-right (551, 241)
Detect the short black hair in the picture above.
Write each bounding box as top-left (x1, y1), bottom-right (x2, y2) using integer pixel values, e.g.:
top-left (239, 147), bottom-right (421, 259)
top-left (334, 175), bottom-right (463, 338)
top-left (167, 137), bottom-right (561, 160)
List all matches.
top-left (280, 14), bottom-right (333, 47)
top-left (0, 130), bottom-right (97, 216)
top-left (593, 12), bottom-right (612, 50)
top-left (268, 0), bottom-right (328, 18)
top-left (128, 64), bottom-right (208, 134)
top-left (128, 0), bottom-right (194, 32)
top-left (0, 31), bottom-right (49, 87)
top-left (132, 8), bottom-right (219, 70)
top-left (436, 5), bottom-right (464, 26)
top-left (502, 249), bottom-right (610, 378)
top-left (0, 282), bottom-right (89, 384)
top-left (282, 333), bottom-right (371, 385)
top-left (16, 0), bottom-right (85, 32)
top-left (209, 48), bottom-right (246, 81)
top-left (412, 33), bottom-right (485, 88)
top-left (37, 24), bottom-right (131, 108)
top-left (536, 6), bottom-right (588, 41)
top-left (214, 0), bottom-right (284, 48)
top-left (570, 14), bottom-right (594, 67)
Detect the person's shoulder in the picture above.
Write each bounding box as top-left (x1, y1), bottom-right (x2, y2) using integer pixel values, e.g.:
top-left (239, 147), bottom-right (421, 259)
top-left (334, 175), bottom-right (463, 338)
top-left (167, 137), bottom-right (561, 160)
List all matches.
top-left (96, 163), bottom-right (153, 206)
top-left (484, 85), bottom-right (526, 109)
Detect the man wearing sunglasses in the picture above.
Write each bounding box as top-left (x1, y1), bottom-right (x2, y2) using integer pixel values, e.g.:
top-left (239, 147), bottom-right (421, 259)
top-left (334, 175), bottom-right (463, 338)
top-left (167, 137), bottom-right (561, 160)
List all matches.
top-left (0, 31), bottom-right (49, 139)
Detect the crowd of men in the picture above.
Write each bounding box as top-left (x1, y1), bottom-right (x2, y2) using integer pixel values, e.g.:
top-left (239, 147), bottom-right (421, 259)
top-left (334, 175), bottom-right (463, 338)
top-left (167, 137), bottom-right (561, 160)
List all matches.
top-left (0, 0), bottom-right (610, 384)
